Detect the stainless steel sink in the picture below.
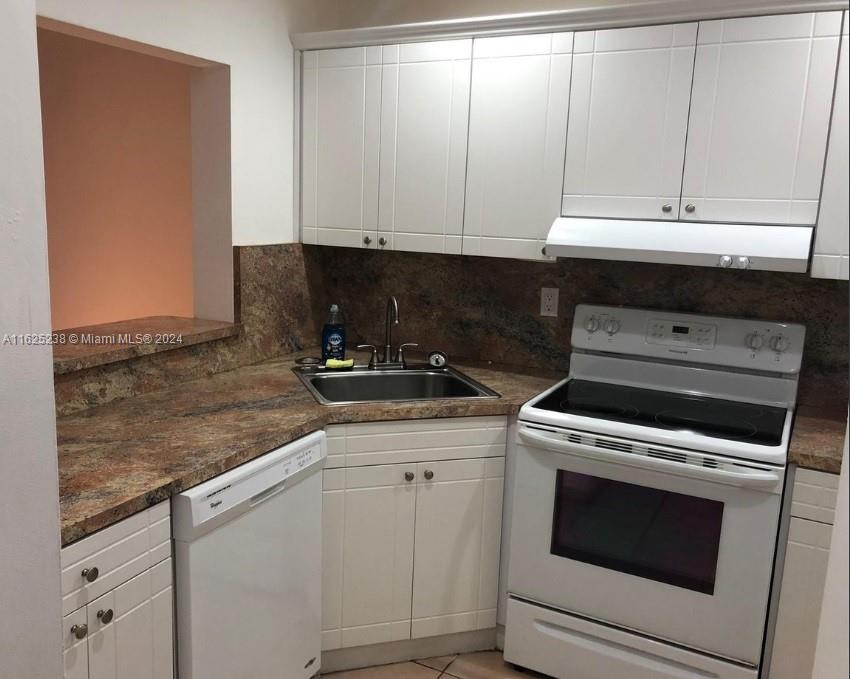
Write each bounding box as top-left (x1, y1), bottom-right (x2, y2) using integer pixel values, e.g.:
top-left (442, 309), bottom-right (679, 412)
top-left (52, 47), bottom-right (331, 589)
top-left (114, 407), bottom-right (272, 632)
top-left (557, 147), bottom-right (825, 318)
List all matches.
top-left (293, 365), bottom-right (500, 405)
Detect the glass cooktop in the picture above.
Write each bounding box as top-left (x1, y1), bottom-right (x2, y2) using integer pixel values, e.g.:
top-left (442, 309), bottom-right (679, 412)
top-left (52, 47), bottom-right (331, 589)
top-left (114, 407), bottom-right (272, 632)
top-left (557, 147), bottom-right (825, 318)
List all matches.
top-left (533, 379), bottom-right (786, 446)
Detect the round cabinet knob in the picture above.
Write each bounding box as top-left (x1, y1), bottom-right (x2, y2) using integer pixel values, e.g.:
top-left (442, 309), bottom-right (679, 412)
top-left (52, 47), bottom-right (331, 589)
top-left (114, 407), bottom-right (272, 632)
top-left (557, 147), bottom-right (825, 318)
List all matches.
top-left (718, 255), bottom-right (733, 268)
top-left (661, 204), bottom-right (673, 213)
top-left (97, 609), bottom-right (114, 625)
top-left (604, 319), bottom-right (621, 335)
top-left (423, 470), bottom-right (434, 481)
top-left (736, 256), bottom-right (751, 269)
top-left (584, 316), bottom-right (600, 333)
top-left (378, 237), bottom-right (387, 247)
top-left (81, 567), bottom-right (99, 583)
top-left (363, 236), bottom-right (372, 245)
top-left (404, 471), bottom-right (415, 482)
top-left (685, 204), bottom-right (696, 213)
top-left (745, 333), bottom-right (764, 350)
top-left (70, 624), bottom-right (88, 640)
top-left (541, 246), bottom-right (547, 256)
top-left (770, 335), bottom-right (790, 353)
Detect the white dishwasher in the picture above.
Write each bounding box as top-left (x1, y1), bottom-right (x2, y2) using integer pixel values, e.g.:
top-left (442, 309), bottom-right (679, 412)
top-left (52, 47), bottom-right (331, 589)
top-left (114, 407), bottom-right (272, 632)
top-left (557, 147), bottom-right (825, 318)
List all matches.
top-left (172, 430), bottom-right (325, 679)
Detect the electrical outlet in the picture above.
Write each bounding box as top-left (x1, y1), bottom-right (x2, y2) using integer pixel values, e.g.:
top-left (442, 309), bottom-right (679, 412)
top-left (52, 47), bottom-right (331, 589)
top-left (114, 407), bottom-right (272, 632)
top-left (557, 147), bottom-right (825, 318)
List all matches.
top-left (540, 287), bottom-right (559, 317)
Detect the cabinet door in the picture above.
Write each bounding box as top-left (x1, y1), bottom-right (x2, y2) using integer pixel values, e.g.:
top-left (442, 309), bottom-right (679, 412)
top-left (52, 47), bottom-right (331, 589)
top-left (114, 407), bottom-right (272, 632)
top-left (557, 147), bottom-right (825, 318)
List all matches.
top-left (463, 33), bottom-right (572, 260)
top-left (301, 47), bottom-right (381, 248)
top-left (88, 558), bottom-right (174, 679)
top-left (322, 464), bottom-right (417, 650)
top-left (812, 12), bottom-right (849, 279)
top-left (411, 458), bottom-right (504, 639)
top-left (562, 23), bottom-right (696, 220)
top-left (682, 12), bottom-right (842, 225)
top-left (64, 607), bottom-right (89, 679)
top-left (769, 518), bottom-right (832, 679)
top-left (378, 40), bottom-right (471, 254)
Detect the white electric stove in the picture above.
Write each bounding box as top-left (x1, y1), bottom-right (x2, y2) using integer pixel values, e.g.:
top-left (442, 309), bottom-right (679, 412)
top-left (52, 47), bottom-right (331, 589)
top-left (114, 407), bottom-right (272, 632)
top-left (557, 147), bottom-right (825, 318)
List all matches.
top-left (505, 304), bottom-right (805, 679)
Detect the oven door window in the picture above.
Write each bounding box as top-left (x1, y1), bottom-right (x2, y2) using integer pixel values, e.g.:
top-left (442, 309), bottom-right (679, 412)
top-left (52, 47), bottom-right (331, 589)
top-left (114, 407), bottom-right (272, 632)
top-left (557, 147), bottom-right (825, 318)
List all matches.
top-left (551, 470), bottom-right (724, 594)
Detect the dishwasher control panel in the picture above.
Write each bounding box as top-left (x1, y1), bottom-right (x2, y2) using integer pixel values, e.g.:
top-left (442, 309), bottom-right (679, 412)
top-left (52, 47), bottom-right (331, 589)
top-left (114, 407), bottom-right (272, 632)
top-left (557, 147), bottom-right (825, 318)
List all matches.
top-left (171, 431), bottom-right (326, 541)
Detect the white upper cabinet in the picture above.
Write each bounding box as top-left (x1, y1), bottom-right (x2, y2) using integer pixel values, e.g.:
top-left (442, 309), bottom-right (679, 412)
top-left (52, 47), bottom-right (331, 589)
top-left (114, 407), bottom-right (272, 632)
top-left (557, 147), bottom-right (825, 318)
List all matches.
top-left (378, 40), bottom-right (472, 254)
top-left (463, 33), bottom-right (572, 260)
top-left (301, 47), bottom-right (381, 248)
top-left (682, 12), bottom-right (842, 225)
top-left (562, 23), bottom-right (697, 220)
top-left (812, 12), bottom-right (849, 279)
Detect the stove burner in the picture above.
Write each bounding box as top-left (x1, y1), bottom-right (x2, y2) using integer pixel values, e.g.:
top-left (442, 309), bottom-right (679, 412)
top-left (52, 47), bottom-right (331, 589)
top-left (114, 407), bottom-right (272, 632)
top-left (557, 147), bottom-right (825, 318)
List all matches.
top-left (531, 379), bottom-right (786, 447)
top-left (654, 410), bottom-right (759, 440)
top-left (563, 399), bottom-right (639, 419)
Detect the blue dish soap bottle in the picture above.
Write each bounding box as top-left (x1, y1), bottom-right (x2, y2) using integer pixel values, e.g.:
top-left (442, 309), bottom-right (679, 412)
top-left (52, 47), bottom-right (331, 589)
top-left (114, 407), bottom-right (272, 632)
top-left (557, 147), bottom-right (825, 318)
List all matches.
top-left (321, 304), bottom-right (346, 361)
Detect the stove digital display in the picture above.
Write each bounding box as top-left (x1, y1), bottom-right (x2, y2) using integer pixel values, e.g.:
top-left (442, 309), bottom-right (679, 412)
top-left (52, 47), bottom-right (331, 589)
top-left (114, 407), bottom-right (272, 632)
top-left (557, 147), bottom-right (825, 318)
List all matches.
top-left (672, 325), bottom-right (690, 334)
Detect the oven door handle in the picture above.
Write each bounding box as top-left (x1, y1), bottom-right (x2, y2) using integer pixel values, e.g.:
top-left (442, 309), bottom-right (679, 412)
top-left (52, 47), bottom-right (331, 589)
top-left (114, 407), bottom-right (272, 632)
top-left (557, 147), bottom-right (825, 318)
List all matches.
top-left (518, 426), bottom-right (782, 489)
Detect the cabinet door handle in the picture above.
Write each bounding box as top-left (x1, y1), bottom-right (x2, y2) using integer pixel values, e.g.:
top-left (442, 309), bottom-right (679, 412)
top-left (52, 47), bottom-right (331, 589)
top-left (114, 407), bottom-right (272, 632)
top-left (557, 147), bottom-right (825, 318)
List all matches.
top-left (363, 236), bottom-right (372, 245)
top-left (685, 204), bottom-right (696, 213)
top-left (70, 624), bottom-right (88, 640)
top-left (404, 471), bottom-right (415, 482)
top-left (81, 567), bottom-right (99, 583)
top-left (661, 204), bottom-right (673, 213)
top-left (423, 469), bottom-right (434, 481)
top-left (378, 237), bottom-right (388, 246)
top-left (97, 608), bottom-right (114, 625)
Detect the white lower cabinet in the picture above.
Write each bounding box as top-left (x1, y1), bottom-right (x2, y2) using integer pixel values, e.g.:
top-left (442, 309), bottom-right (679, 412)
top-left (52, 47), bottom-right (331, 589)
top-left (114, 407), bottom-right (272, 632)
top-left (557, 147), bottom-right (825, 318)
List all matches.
top-left (62, 502), bottom-right (174, 679)
top-left (321, 417), bottom-right (507, 651)
top-left (768, 468), bottom-right (839, 679)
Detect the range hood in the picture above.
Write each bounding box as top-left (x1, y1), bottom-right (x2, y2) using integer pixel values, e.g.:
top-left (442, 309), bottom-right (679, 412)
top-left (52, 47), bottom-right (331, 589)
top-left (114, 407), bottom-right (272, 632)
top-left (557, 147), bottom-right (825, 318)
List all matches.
top-left (545, 218), bottom-right (813, 273)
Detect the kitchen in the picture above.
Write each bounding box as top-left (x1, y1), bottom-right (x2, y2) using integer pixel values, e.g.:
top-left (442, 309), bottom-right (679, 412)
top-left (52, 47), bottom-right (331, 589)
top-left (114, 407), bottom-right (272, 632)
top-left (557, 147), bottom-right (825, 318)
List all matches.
top-left (1, 1), bottom-right (848, 679)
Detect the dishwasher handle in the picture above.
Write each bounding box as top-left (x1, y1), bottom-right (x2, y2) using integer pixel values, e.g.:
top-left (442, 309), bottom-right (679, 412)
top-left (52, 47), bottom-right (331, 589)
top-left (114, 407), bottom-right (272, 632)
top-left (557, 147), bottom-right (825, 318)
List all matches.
top-left (518, 425), bottom-right (782, 490)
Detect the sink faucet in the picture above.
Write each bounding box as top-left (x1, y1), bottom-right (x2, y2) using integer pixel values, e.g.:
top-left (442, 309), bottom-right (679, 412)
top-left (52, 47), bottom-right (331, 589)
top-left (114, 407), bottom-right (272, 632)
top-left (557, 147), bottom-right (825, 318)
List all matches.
top-left (383, 295), bottom-right (399, 363)
top-left (356, 295), bottom-right (418, 369)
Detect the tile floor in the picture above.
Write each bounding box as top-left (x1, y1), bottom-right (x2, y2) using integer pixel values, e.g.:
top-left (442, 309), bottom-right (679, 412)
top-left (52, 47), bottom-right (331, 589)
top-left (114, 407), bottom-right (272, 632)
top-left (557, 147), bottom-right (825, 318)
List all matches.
top-left (325, 650), bottom-right (548, 678)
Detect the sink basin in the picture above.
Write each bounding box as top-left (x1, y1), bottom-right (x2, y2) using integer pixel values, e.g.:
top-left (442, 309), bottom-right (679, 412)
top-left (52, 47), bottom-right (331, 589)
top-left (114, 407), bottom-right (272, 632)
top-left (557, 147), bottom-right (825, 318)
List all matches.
top-left (293, 365), bottom-right (500, 405)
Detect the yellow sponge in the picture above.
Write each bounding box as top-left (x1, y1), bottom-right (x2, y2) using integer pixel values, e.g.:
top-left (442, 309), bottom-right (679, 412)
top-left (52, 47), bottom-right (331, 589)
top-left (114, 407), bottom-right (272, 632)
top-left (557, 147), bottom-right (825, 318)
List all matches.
top-left (325, 358), bottom-right (354, 369)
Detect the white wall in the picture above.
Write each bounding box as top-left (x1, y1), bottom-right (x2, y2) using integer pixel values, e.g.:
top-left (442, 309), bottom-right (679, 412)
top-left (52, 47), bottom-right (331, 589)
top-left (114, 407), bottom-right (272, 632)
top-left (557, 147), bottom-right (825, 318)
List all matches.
top-left (813, 423), bottom-right (849, 679)
top-left (0, 1), bottom-right (63, 677)
top-left (36, 0), bottom-right (295, 246)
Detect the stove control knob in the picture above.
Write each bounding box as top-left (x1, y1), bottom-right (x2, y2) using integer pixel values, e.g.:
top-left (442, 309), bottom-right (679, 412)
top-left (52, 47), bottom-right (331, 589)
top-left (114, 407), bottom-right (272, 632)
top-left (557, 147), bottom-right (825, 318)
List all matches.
top-left (604, 319), bottom-right (621, 335)
top-left (745, 333), bottom-right (764, 350)
top-left (584, 316), bottom-right (600, 333)
top-left (770, 335), bottom-right (790, 353)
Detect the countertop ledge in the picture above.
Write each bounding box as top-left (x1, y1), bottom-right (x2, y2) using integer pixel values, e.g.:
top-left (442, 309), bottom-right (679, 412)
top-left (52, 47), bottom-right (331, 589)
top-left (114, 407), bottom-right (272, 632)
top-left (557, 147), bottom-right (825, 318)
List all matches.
top-left (58, 350), bottom-right (847, 547)
top-left (58, 350), bottom-right (561, 547)
top-left (789, 405), bottom-right (848, 475)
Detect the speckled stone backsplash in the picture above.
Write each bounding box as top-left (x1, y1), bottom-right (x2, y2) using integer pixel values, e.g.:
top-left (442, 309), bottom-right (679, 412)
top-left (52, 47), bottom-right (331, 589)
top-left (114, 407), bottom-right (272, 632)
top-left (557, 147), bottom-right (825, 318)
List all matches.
top-left (54, 244), bottom-right (317, 414)
top-left (57, 243), bottom-right (848, 414)
top-left (302, 246), bottom-right (849, 409)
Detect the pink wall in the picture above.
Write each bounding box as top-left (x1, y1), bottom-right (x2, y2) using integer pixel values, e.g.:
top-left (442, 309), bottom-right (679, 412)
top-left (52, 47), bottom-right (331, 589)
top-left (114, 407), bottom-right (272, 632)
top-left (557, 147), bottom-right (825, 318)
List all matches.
top-left (38, 29), bottom-right (194, 330)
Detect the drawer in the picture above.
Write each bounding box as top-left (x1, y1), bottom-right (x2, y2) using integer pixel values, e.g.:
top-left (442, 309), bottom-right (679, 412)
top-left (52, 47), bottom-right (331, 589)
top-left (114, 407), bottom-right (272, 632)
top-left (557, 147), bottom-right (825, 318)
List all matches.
top-left (61, 501), bottom-right (171, 616)
top-left (326, 416), bottom-right (508, 468)
top-left (791, 468), bottom-right (839, 524)
top-left (504, 597), bottom-right (756, 679)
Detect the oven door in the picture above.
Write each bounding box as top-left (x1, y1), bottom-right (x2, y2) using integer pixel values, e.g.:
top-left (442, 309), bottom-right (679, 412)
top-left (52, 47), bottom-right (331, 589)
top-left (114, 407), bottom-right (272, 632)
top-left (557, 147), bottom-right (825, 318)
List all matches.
top-left (508, 423), bottom-right (785, 666)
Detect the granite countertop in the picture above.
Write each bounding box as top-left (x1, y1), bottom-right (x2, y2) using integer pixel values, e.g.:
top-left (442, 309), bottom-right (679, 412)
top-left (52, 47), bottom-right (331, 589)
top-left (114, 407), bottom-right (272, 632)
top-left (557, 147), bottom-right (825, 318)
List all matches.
top-left (53, 316), bottom-right (240, 374)
top-left (57, 351), bottom-right (561, 546)
top-left (57, 351), bottom-right (847, 547)
top-left (789, 405), bottom-right (847, 475)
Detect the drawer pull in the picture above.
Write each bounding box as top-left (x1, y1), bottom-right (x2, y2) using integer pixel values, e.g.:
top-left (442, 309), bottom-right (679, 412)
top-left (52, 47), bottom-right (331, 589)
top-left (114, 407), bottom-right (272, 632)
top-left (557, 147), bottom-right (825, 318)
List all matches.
top-left (97, 608), bottom-right (114, 625)
top-left (424, 469), bottom-right (434, 481)
top-left (404, 472), bottom-right (415, 482)
top-left (70, 624), bottom-right (88, 640)
top-left (81, 567), bottom-right (99, 583)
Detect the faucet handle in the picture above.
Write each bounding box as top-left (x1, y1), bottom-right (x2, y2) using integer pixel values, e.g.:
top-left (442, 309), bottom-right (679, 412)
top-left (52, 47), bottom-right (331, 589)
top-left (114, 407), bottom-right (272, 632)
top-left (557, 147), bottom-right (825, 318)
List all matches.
top-left (356, 344), bottom-right (378, 369)
top-left (397, 343), bottom-right (419, 368)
